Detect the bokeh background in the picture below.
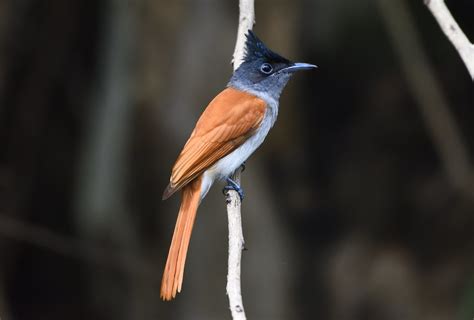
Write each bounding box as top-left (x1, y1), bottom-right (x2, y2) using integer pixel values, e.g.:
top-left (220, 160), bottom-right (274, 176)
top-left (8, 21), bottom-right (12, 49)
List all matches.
top-left (0, 0), bottom-right (473, 319)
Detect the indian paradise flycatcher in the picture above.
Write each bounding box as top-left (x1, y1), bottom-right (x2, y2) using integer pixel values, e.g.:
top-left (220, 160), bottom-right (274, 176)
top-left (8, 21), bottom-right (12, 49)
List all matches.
top-left (161, 31), bottom-right (317, 300)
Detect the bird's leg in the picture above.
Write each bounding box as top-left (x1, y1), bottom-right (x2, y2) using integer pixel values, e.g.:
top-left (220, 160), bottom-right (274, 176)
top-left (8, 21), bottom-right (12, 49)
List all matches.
top-left (222, 177), bottom-right (244, 202)
top-left (240, 161), bottom-right (246, 172)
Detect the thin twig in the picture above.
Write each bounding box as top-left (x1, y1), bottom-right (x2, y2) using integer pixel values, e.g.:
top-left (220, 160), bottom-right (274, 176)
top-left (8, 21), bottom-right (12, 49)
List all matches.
top-left (377, 0), bottom-right (474, 198)
top-left (425, 0), bottom-right (474, 80)
top-left (232, 0), bottom-right (255, 69)
top-left (226, 170), bottom-right (246, 319)
top-left (226, 1), bottom-right (254, 319)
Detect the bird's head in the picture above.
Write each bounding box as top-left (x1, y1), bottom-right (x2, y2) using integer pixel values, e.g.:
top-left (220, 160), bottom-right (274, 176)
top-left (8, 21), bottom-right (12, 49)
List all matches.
top-left (229, 30), bottom-right (317, 100)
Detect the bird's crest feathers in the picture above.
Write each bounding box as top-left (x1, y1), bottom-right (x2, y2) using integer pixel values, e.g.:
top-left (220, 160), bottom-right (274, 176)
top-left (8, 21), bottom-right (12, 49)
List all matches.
top-left (244, 30), bottom-right (289, 64)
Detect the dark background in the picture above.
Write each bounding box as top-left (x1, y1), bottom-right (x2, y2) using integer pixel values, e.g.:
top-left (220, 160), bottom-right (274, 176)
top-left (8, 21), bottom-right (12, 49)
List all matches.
top-left (0, 0), bottom-right (473, 319)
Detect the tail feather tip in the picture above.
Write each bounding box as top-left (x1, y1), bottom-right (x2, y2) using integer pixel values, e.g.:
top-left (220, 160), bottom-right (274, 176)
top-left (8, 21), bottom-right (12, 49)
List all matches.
top-left (162, 183), bottom-right (176, 200)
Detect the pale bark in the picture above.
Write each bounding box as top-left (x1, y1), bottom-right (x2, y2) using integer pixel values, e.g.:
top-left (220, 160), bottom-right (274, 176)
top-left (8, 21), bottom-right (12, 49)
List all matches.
top-left (425, 0), bottom-right (474, 80)
top-left (226, 1), bottom-right (254, 319)
top-left (378, 0), bottom-right (474, 198)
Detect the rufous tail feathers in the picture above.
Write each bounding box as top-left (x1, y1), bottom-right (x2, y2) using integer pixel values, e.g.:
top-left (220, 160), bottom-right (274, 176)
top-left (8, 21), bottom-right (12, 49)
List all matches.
top-left (160, 175), bottom-right (202, 300)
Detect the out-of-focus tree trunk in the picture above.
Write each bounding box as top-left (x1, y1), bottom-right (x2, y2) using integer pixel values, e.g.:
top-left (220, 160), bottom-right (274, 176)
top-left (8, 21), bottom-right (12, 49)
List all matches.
top-left (74, 1), bottom-right (154, 319)
top-left (0, 1), bottom-right (100, 318)
top-left (0, 1), bottom-right (11, 316)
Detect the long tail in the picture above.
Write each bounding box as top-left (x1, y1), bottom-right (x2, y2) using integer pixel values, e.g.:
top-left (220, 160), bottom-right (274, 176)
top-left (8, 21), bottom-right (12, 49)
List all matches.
top-left (160, 175), bottom-right (202, 300)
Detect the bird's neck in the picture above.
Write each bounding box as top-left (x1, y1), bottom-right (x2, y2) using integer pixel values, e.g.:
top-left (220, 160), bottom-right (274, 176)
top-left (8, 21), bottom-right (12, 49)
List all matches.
top-left (227, 82), bottom-right (279, 126)
top-left (227, 81), bottom-right (279, 109)
top-left (228, 72), bottom-right (292, 107)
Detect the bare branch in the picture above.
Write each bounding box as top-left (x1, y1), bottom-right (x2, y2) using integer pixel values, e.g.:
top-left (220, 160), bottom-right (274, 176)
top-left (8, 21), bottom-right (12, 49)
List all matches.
top-left (378, 0), bottom-right (474, 198)
top-left (425, 0), bottom-right (474, 80)
top-left (226, 170), bottom-right (246, 320)
top-left (232, 0), bottom-right (255, 69)
top-left (226, 1), bottom-right (254, 319)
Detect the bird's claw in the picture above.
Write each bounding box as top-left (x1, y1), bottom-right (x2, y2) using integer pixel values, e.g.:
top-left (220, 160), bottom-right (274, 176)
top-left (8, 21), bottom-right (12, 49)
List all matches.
top-left (222, 177), bottom-right (244, 202)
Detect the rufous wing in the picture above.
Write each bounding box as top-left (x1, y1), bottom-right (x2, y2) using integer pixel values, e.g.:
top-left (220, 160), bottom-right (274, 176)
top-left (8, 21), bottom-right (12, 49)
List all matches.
top-left (162, 87), bottom-right (266, 199)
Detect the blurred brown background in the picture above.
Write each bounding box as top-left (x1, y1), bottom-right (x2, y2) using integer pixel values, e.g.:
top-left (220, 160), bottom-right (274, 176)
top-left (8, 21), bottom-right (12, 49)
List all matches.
top-left (0, 0), bottom-right (473, 319)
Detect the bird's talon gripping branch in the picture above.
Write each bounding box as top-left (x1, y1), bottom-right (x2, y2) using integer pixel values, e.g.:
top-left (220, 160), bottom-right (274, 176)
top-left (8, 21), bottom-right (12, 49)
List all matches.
top-left (224, 190), bottom-right (232, 204)
top-left (223, 177), bottom-right (245, 201)
top-left (222, 188), bottom-right (233, 204)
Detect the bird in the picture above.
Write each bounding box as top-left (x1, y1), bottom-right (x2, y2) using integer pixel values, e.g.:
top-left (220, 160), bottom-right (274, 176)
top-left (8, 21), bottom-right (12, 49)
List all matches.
top-left (160, 30), bottom-right (317, 300)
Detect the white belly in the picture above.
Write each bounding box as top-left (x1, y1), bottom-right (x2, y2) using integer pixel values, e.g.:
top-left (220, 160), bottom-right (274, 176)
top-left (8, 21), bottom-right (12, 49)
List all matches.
top-left (200, 103), bottom-right (277, 199)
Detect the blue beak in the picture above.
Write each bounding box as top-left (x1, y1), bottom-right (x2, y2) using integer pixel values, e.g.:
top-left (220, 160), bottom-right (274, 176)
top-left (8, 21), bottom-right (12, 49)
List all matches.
top-left (283, 62), bottom-right (318, 73)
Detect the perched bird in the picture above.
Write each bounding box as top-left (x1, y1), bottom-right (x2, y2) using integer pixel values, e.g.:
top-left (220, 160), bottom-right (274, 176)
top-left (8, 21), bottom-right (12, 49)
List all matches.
top-left (161, 30), bottom-right (316, 300)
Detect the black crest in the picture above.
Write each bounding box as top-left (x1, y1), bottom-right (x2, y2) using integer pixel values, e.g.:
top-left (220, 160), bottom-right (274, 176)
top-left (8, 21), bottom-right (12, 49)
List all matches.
top-left (244, 30), bottom-right (289, 64)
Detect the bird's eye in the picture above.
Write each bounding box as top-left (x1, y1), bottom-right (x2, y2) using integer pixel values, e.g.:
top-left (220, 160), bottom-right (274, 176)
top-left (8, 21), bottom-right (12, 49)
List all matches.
top-left (260, 63), bottom-right (273, 74)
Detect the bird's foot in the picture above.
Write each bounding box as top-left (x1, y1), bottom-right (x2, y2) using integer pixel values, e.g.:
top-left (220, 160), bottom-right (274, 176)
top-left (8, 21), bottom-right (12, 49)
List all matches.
top-left (222, 177), bottom-right (244, 202)
top-left (240, 161), bottom-right (246, 173)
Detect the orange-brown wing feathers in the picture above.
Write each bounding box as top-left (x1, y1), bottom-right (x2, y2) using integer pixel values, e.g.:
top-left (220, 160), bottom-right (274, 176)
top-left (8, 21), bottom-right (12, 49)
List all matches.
top-left (162, 88), bottom-right (266, 199)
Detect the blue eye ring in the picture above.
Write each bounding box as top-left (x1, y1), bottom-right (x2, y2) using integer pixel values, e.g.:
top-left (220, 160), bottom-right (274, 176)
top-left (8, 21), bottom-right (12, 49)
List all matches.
top-left (260, 63), bottom-right (273, 74)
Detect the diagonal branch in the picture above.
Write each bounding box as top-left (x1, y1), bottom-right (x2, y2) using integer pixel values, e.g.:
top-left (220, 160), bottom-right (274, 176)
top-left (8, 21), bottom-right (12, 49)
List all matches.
top-left (378, 0), bottom-right (474, 198)
top-left (425, 0), bottom-right (474, 80)
top-left (226, 1), bottom-right (254, 319)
